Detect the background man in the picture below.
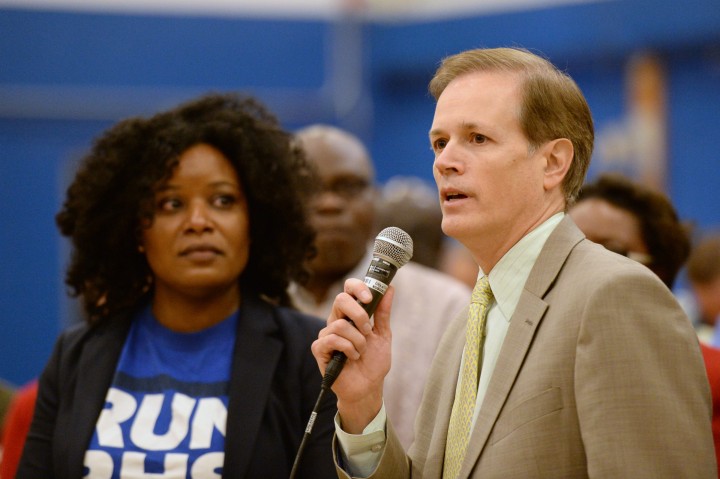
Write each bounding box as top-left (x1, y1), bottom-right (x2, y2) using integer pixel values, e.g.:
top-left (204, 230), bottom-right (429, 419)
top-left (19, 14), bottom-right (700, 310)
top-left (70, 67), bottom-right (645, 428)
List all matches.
top-left (290, 124), bottom-right (471, 449)
top-left (688, 235), bottom-right (720, 345)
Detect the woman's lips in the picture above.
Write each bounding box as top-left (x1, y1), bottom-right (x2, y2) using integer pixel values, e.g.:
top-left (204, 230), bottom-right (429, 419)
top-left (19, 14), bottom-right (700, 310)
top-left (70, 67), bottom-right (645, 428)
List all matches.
top-left (180, 245), bottom-right (222, 261)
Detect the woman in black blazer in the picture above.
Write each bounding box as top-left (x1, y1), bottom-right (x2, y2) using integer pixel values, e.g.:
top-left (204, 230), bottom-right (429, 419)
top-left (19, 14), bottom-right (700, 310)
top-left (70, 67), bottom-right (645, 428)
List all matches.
top-left (18, 93), bottom-right (336, 478)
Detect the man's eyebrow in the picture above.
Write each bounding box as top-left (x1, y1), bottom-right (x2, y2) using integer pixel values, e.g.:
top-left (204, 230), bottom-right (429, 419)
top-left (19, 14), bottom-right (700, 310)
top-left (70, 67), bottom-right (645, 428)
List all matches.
top-left (429, 122), bottom-right (481, 138)
top-left (428, 127), bottom-right (444, 138)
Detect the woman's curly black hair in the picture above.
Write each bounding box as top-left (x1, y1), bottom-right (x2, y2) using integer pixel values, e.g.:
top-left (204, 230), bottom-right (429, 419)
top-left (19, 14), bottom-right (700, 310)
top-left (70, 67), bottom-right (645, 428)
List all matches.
top-left (56, 93), bottom-right (317, 323)
top-left (577, 173), bottom-right (691, 288)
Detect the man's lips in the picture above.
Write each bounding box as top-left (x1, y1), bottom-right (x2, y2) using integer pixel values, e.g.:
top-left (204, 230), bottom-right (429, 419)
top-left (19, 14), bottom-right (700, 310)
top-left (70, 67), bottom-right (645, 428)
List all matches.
top-left (440, 188), bottom-right (469, 202)
top-left (446, 193), bottom-right (468, 201)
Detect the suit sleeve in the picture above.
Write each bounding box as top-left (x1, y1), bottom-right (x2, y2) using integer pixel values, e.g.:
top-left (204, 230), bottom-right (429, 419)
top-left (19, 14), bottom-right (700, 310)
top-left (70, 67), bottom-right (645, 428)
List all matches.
top-left (332, 419), bottom-right (410, 479)
top-left (575, 269), bottom-right (717, 478)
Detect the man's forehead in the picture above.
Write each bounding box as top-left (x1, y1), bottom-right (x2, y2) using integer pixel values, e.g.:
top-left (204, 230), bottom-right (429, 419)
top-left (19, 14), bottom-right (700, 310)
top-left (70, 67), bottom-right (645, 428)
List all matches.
top-left (306, 141), bottom-right (373, 181)
top-left (436, 70), bottom-right (521, 104)
top-left (434, 71), bottom-right (523, 114)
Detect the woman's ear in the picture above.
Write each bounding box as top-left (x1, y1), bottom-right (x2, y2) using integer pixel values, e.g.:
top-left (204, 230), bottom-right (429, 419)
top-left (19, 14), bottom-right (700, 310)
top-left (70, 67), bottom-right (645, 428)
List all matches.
top-left (543, 138), bottom-right (574, 191)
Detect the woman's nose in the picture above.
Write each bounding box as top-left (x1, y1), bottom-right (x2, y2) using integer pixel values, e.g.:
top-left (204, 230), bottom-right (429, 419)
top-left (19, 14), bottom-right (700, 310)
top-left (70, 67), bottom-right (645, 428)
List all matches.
top-left (185, 201), bottom-right (213, 232)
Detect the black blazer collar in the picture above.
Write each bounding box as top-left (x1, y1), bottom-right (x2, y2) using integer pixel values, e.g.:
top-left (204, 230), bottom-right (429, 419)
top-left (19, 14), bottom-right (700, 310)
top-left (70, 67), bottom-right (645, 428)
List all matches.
top-left (69, 294), bottom-right (284, 478)
top-left (223, 294), bottom-right (284, 477)
top-left (70, 315), bottom-right (133, 478)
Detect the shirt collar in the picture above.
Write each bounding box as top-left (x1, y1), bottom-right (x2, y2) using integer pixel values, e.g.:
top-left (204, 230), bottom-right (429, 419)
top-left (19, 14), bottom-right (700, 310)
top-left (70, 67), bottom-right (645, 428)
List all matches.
top-left (289, 245), bottom-right (373, 318)
top-left (481, 212), bottom-right (565, 322)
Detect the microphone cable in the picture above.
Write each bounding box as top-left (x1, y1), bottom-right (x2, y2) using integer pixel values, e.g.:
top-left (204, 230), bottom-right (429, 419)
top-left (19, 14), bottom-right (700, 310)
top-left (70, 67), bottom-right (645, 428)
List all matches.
top-left (289, 356), bottom-right (346, 479)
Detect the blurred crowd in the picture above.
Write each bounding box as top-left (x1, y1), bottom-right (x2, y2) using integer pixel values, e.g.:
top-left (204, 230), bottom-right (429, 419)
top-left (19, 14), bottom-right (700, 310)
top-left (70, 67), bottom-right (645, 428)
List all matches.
top-left (1, 92), bottom-right (718, 478)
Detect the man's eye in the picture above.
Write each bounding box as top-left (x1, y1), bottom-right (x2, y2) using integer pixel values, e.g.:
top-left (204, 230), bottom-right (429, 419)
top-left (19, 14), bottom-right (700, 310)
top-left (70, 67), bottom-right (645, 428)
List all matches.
top-left (334, 180), bottom-right (369, 197)
top-left (317, 179), bottom-right (369, 200)
top-left (432, 139), bottom-right (447, 151)
top-left (472, 134), bottom-right (487, 144)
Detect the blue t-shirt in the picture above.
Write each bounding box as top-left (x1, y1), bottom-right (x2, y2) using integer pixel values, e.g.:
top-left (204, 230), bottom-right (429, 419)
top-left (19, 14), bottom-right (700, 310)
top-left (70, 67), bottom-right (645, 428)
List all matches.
top-left (83, 307), bottom-right (237, 478)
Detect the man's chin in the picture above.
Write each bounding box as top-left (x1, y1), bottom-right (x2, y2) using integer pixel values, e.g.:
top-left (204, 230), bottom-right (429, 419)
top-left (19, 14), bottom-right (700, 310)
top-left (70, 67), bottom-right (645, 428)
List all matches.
top-left (311, 246), bottom-right (363, 273)
top-left (440, 219), bottom-right (462, 240)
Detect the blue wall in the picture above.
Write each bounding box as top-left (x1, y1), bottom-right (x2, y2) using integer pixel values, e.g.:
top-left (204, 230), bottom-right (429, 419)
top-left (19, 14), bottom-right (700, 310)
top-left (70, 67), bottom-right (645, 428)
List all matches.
top-left (1, 0), bottom-right (719, 385)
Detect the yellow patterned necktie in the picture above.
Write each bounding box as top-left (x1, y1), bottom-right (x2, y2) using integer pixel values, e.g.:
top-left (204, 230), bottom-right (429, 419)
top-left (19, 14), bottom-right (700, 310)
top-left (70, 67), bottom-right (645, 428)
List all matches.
top-left (443, 275), bottom-right (494, 479)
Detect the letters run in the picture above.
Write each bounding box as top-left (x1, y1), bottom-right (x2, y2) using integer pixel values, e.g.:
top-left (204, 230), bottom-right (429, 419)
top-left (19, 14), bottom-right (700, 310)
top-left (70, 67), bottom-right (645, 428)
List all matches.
top-left (83, 388), bottom-right (227, 478)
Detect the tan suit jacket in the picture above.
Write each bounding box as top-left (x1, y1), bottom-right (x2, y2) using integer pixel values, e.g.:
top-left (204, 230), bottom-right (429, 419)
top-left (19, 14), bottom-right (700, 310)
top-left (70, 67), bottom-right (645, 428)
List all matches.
top-left (336, 217), bottom-right (717, 478)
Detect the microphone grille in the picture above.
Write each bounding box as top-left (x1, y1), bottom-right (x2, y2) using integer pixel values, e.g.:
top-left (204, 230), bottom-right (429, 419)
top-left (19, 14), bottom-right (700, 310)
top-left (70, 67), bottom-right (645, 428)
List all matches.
top-left (373, 227), bottom-right (414, 268)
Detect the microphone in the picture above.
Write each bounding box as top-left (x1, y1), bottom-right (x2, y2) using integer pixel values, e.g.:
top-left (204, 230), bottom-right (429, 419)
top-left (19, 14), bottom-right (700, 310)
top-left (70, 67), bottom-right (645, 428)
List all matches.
top-left (322, 226), bottom-right (414, 389)
top-left (289, 227), bottom-right (413, 478)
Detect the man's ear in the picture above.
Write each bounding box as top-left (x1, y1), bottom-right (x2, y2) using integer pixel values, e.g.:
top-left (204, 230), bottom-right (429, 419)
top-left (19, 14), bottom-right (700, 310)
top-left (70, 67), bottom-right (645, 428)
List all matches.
top-left (543, 138), bottom-right (574, 191)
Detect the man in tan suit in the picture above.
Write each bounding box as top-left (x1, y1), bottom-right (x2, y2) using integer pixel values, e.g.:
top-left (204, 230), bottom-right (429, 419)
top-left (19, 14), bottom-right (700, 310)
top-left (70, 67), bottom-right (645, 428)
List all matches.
top-left (311, 47), bottom-right (716, 478)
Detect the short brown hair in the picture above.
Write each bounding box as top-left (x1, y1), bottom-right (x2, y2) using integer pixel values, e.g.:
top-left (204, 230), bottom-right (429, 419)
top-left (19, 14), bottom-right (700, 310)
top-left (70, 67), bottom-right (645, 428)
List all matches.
top-left (429, 47), bottom-right (594, 206)
top-left (687, 235), bottom-right (720, 285)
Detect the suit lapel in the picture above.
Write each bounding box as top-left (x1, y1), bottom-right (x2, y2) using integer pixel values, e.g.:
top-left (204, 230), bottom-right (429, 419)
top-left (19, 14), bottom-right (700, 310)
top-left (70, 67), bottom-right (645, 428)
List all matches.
top-left (413, 308), bottom-right (468, 478)
top-left (460, 217), bottom-right (585, 476)
top-left (458, 293), bottom-right (547, 477)
top-left (68, 316), bottom-right (131, 478)
top-left (223, 294), bottom-right (283, 477)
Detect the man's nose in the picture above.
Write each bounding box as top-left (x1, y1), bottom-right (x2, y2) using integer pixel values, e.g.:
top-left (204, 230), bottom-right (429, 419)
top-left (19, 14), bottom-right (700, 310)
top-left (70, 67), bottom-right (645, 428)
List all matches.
top-left (312, 189), bottom-right (345, 213)
top-left (434, 143), bottom-right (464, 176)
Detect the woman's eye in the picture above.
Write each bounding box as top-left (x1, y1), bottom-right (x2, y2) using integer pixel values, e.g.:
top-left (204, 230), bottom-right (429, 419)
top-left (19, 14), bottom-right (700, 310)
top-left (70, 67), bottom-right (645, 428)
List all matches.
top-left (214, 195), bottom-right (236, 208)
top-left (158, 198), bottom-right (181, 211)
